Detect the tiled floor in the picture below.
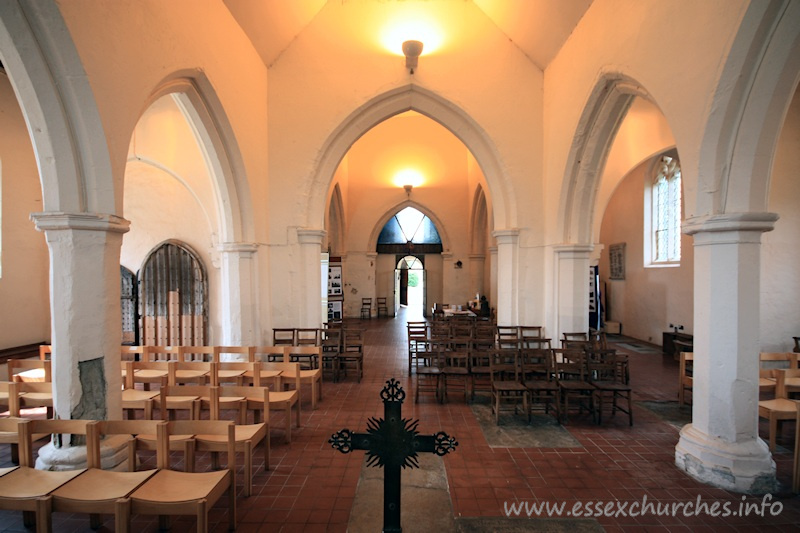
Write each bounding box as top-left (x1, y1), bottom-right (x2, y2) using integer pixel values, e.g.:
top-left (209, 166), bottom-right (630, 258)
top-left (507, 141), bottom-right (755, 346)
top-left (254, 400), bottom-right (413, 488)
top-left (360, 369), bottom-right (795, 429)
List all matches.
top-left (1, 310), bottom-right (798, 532)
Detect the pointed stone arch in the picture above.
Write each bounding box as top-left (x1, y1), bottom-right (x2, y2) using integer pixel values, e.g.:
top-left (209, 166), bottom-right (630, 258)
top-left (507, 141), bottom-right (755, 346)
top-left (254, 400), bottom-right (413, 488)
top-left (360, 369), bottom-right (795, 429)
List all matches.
top-left (307, 84), bottom-right (514, 232)
top-left (696, 0), bottom-right (800, 217)
top-left (0, 1), bottom-right (116, 215)
top-left (558, 72), bottom-right (654, 244)
top-left (141, 73), bottom-right (254, 244)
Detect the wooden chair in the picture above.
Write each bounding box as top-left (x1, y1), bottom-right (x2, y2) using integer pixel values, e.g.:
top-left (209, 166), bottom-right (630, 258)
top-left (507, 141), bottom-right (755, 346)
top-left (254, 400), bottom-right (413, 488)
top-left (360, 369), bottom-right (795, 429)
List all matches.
top-left (295, 328), bottom-right (320, 346)
top-left (0, 381), bottom-right (12, 413)
top-left (321, 328), bottom-right (342, 382)
top-left (272, 328), bottom-right (296, 346)
top-left (126, 359), bottom-right (169, 391)
top-left (489, 348), bottom-right (528, 425)
top-left (469, 344), bottom-right (493, 401)
top-left (38, 345), bottom-right (52, 361)
top-left (376, 297), bottom-right (388, 317)
top-left (9, 381), bottom-right (53, 419)
top-left (554, 348), bottom-right (595, 423)
top-left (247, 348), bottom-right (284, 388)
top-left (0, 418), bottom-right (86, 533)
top-left (340, 328), bottom-right (365, 382)
top-left (590, 350), bottom-right (633, 425)
top-left (179, 345), bottom-right (215, 363)
top-left (120, 346), bottom-right (146, 383)
top-left (259, 362), bottom-right (301, 443)
top-left (678, 351), bottom-right (694, 406)
top-left (7, 359), bottom-right (51, 383)
top-left (282, 346), bottom-right (323, 409)
top-left (407, 322), bottom-right (429, 374)
top-left (126, 419), bottom-right (237, 532)
top-left (199, 385), bottom-right (269, 497)
top-left (211, 360), bottom-right (257, 388)
top-left (43, 419), bottom-right (162, 531)
top-left (520, 348), bottom-right (560, 421)
top-left (360, 297), bottom-right (372, 319)
top-left (759, 352), bottom-right (796, 396)
top-left (441, 343), bottom-right (471, 403)
top-left (519, 326), bottom-right (544, 347)
top-left (415, 340), bottom-right (443, 403)
top-left (213, 346), bottom-right (255, 385)
top-left (169, 359), bottom-right (211, 386)
top-left (156, 383), bottom-right (205, 421)
top-left (758, 370), bottom-right (799, 452)
top-left (122, 364), bottom-right (159, 419)
top-left (496, 326), bottom-right (521, 350)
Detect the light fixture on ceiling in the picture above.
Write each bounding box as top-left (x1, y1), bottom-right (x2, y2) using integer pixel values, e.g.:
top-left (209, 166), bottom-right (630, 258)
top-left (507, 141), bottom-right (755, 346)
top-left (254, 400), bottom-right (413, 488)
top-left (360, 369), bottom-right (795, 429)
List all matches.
top-left (402, 40), bottom-right (423, 74)
top-left (404, 184), bottom-right (413, 198)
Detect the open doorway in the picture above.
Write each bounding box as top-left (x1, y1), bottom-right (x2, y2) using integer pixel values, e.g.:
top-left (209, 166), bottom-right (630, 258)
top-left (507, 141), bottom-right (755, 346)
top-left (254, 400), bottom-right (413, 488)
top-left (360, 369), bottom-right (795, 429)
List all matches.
top-left (396, 255), bottom-right (425, 318)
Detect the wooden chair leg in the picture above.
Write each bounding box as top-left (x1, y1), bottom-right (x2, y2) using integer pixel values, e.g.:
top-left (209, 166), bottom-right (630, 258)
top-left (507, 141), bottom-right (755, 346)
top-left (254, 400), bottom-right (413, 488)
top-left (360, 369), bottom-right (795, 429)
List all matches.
top-left (115, 498), bottom-right (131, 533)
top-left (35, 496), bottom-right (52, 533)
top-left (244, 445), bottom-right (253, 497)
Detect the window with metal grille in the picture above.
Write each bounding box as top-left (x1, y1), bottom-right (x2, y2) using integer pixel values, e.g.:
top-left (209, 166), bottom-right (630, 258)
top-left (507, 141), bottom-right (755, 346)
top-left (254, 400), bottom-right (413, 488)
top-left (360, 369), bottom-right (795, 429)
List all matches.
top-left (121, 266), bottom-right (137, 345)
top-left (650, 155), bottom-right (682, 264)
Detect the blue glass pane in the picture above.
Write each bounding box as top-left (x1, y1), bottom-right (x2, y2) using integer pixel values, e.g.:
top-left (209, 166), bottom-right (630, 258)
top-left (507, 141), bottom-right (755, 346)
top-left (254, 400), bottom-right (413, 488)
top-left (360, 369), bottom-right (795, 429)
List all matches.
top-left (377, 207), bottom-right (442, 245)
top-left (377, 217), bottom-right (405, 244)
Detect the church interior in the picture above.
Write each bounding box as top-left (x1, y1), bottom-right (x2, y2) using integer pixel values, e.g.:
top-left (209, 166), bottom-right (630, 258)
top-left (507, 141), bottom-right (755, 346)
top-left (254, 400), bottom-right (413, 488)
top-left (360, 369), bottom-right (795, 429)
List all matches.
top-left (0, 0), bottom-right (799, 530)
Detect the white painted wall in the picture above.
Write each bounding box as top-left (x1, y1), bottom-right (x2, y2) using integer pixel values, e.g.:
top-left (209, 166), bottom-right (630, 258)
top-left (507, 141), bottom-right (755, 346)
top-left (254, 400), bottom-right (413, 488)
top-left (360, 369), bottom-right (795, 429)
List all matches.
top-left (0, 73), bottom-right (50, 349)
top-left (761, 86), bottom-right (800, 352)
top-left (599, 156), bottom-right (695, 345)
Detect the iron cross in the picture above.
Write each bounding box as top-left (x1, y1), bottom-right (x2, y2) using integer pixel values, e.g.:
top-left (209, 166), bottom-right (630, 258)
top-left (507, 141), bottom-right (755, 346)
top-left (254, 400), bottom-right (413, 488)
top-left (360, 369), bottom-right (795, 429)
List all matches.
top-left (329, 378), bottom-right (458, 533)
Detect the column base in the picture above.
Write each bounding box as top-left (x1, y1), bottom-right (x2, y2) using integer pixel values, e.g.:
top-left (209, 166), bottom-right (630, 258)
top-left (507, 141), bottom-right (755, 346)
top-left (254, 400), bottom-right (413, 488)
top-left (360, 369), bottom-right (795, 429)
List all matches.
top-left (35, 434), bottom-right (131, 471)
top-left (675, 424), bottom-right (777, 494)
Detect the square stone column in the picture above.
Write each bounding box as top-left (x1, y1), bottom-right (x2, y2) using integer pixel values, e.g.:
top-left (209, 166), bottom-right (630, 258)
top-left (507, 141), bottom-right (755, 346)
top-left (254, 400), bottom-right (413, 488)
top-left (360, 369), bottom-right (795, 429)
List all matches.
top-left (675, 212), bottom-right (778, 493)
top-left (218, 242), bottom-right (259, 345)
top-left (552, 244), bottom-right (593, 341)
top-left (492, 229), bottom-right (519, 326)
top-left (298, 229), bottom-right (327, 327)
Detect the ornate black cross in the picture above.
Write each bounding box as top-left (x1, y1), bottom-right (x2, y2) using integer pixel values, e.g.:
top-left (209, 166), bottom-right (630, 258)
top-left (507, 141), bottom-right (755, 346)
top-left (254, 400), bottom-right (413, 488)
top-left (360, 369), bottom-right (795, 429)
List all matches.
top-left (329, 378), bottom-right (458, 533)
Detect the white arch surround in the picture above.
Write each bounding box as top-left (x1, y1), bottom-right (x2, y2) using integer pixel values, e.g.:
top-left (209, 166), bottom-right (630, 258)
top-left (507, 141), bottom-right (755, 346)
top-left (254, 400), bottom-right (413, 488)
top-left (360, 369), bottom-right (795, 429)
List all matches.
top-left (558, 72), bottom-right (654, 245)
top-left (141, 75), bottom-right (255, 244)
top-left (695, 0), bottom-right (800, 217)
top-left (0, 0), bottom-right (116, 215)
top-left (307, 84), bottom-right (515, 232)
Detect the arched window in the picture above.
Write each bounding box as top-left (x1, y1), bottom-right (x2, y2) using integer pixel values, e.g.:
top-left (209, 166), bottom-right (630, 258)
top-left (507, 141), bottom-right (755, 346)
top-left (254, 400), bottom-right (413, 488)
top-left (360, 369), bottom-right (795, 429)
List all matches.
top-left (377, 206), bottom-right (442, 254)
top-left (140, 241), bottom-right (207, 345)
top-left (647, 155), bottom-right (682, 265)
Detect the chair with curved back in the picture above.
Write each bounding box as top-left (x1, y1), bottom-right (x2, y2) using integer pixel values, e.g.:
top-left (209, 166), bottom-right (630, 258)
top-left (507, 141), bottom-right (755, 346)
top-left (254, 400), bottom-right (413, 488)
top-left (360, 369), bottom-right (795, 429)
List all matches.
top-left (283, 346), bottom-right (323, 409)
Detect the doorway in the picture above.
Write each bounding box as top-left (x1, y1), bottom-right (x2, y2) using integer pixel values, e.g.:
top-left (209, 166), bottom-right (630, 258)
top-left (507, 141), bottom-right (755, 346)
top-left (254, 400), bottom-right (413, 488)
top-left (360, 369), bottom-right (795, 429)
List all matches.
top-left (395, 255), bottom-right (425, 318)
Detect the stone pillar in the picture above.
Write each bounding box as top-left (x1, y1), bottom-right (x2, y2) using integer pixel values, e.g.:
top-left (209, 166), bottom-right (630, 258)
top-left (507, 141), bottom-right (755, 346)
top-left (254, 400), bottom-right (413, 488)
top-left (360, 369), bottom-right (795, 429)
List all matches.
top-left (469, 254), bottom-right (485, 299)
top-left (31, 212), bottom-right (129, 468)
top-left (489, 246), bottom-right (498, 318)
top-left (493, 229), bottom-right (519, 326)
top-left (675, 213), bottom-right (778, 493)
top-left (297, 229), bottom-right (326, 327)
top-left (553, 244), bottom-right (593, 341)
top-left (218, 242), bottom-right (259, 345)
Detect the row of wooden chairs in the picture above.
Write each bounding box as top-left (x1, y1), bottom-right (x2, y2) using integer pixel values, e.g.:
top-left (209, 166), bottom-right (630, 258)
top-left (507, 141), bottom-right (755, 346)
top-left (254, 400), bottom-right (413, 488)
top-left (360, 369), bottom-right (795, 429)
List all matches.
top-left (0, 417), bottom-right (239, 532)
top-left (414, 343), bottom-right (633, 426)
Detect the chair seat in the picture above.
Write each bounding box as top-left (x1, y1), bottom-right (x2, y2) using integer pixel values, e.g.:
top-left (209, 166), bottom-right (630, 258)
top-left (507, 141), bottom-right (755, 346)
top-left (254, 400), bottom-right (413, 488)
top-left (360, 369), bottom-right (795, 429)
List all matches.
top-left (52, 468), bottom-right (158, 502)
top-left (524, 380), bottom-right (559, 391)
top-left (217, 370), bottom-right (246, 379)
top-left (417, 367), bottom-right (442, 375)
top-left (493, 382), bottom-right (527, 392)
top-left (758, 398), bottom-right (797, 414)
top-left (0, 466), bottom-right (18, 477)
top-left (135, 369), bottom-right (169, 379)
top-left (175, 370), bottom-right (209, 379)
top-left (442, 367), bottom-right (469, 375)
top-left (122, 389), bottom-right (160, 402)
top-left (130, 468), bottom-right (230, 504)
top-left (559, 381), bottom-right (595, 391)
top-left (268, 391), bottom-right (297, 404)
top-left (196, 423), bottom-right (266, 444)
top-left (592, 381), bottom-right (632, 391)
top-left (19, 392), bottom-right (53, 404)
top-left (243, 370), bottom-right (282, 380)
top-left (0, 467), bottom-right (85, 498)
top-left (282, 368), bottom-right (322, 380)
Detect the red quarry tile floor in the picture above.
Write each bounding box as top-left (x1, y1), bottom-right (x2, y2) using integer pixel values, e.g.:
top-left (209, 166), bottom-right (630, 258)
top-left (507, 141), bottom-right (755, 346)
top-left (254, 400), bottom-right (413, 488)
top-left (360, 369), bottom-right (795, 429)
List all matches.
top-left (1, 309), bottom-right (798, 531)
